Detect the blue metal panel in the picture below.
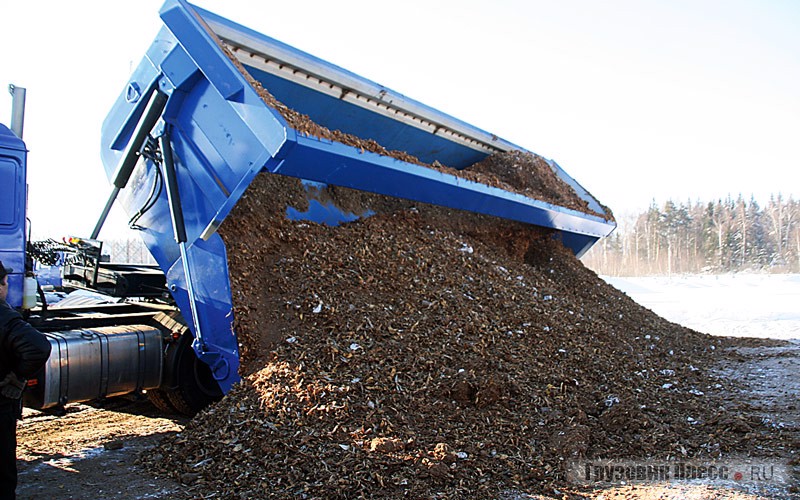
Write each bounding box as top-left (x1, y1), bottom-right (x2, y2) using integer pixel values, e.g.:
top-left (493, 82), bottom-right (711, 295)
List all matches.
top-left (100, 0), bottom-right (291, 392)
top-left (244, 65), bottom-right (488, 168)
top-left (193, 4), bottom-right (522, 156)
top-left (0, 124), bottom-right (27, 308)
top-left (159, 2), bottom-right (245, 100)
top-left (271, 135), bottom-right (612, 238)
top-left (554, 231), bottom-right (601, 259)
top-left (165, 234), bottom-right (238, 379)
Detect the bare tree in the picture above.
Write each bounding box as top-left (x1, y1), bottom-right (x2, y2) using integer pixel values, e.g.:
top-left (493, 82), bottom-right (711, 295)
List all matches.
top-left (581, 194), bottom-right (799, 276)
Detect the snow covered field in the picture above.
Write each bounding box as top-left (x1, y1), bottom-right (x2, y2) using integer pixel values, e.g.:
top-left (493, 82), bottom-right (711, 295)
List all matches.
top-left (603, 274), bottom-right (800, 340)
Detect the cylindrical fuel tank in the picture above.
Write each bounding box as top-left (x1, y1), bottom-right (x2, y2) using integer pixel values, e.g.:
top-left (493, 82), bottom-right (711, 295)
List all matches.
top-left (24, 325), bottom-right (164, 409)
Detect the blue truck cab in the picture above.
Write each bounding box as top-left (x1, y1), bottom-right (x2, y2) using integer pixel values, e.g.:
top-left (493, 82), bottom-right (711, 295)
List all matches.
top-left (0, 123), bottom-right (27, 308)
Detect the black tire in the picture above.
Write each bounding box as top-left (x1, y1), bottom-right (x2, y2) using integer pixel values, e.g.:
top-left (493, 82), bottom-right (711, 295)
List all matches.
top-left (147, 388), bottom-right (177, 414)
top-left (165, 333), bottom-right (223, 416)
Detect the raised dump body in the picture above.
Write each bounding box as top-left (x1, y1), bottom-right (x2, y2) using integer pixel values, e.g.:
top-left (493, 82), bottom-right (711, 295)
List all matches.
top-left (99, 0), bottom-right (615, 393)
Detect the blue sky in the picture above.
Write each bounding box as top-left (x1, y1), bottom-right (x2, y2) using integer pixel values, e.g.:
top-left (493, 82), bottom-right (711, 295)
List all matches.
top-left (1, 0), bottom-right (798, 239)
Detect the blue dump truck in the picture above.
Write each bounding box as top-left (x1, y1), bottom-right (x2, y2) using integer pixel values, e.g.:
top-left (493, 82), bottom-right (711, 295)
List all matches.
top-left (0, 0), bottom-right (615, 415)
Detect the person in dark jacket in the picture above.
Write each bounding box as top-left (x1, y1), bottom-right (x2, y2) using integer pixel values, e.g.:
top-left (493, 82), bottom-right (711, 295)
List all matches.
top-left (0, 262), bottom-right (51, 500)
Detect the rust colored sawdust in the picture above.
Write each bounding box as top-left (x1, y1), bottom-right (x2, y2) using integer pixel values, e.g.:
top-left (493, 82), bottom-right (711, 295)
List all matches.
top-left (141, 173), bottom-right (794, 499)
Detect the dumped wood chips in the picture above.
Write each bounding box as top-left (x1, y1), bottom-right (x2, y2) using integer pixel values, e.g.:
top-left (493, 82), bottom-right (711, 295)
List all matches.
top-left (141, 172), bottom-right (792, 499)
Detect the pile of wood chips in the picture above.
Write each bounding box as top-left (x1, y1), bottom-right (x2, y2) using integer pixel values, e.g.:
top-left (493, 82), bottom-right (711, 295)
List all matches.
top-left (142, 171), bottom-right (786, 499)
top-left (141, 42), bottom-right (788, 498)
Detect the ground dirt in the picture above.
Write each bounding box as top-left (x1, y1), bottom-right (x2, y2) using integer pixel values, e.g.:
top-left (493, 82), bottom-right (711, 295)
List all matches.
top-left (13, 340), bottom-right (799, 499)
top-left (15, 399), bottom-right (184, 499)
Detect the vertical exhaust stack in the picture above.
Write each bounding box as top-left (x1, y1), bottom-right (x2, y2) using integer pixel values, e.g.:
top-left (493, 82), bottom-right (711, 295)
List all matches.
top-left (8, 84), bottom-right (26, 139)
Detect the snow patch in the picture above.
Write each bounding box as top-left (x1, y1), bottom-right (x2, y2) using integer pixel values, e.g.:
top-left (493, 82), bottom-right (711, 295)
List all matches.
top-left (603, 274), bottom-right (800, 339)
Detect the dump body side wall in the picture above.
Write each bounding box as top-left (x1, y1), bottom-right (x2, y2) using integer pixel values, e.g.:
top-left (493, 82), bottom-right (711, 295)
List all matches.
top-left (97, 0), bottom-right (615, 395)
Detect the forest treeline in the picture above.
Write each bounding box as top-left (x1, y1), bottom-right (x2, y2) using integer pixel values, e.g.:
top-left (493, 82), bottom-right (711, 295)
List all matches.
top-left (581, 194), bottom-right (800, 276)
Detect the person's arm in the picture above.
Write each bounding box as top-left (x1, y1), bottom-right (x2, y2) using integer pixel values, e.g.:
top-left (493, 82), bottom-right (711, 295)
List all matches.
top-left (1, 310), bottom-right (51, 379)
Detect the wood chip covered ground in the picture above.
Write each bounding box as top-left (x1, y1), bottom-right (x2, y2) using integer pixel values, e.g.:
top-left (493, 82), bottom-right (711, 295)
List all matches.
top-left (133, 44), bottom-right (796, 499)
top-left (138, 45), bottom-right (795, 498)
top-left (141, 173), bottom-right (795, 499)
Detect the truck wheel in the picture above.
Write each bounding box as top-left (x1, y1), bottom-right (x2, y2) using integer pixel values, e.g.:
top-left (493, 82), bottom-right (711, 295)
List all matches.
top-left (165, 333), bottom-right (223, 416)
top-left (147, 388), bottom-right (177, 414)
